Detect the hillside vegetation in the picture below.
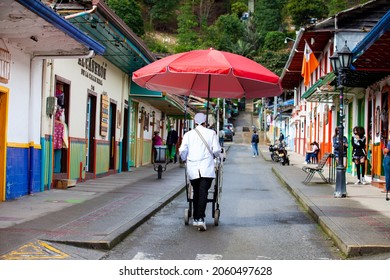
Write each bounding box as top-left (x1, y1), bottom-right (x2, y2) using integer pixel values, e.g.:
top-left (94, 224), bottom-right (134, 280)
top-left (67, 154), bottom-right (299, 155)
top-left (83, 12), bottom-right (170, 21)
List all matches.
top-left (107, 0), bottom-right (370, 75)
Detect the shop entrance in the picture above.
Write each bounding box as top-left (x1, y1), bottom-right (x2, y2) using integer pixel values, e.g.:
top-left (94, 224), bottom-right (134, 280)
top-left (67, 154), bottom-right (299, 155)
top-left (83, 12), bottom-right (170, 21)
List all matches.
top-left (0, 87), bottom-right (8, 201)
top-left (53, 80), bottom-right (69, 177)
top-left (86, 92), bottom-right (97, 176)
top-left (109, 101), bottom-right (117, 171)
top-left (122, 105), bottom-right (129, 171)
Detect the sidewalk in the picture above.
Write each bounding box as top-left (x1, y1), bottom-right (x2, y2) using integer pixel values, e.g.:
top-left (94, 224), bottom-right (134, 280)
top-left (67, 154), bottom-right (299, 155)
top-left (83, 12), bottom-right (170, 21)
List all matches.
top-left (260, 143), bottom-right (390, 257)
top-left (0, 140), bottom-right (390, 259)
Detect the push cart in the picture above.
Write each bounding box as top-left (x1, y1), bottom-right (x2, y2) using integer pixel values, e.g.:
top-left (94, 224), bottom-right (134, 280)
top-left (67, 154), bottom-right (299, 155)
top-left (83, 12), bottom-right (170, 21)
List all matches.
top-left (153, 145), bottom-right (168, 179)
top-left (184, 156), bottom-right (223, 226)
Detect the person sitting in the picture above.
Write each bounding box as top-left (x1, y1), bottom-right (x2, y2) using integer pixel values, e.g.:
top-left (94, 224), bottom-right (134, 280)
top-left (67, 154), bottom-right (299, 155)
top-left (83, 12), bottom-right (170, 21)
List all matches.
top-left (304, 141), bottom-right (319, 164)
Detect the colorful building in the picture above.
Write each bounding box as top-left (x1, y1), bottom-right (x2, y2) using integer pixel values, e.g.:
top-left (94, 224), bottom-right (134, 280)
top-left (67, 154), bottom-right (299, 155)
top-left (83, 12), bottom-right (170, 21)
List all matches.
top-left (279, 0), bottom-right (390, 185)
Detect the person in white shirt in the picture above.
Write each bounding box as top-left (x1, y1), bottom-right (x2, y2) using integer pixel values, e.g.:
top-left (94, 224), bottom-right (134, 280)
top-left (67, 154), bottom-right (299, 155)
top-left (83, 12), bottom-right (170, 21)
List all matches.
top-left (179, 113), bottom-right (221, 231)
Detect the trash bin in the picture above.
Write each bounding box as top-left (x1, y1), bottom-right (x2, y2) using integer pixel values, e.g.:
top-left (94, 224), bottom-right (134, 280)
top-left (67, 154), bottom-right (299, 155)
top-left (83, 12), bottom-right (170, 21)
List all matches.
top-left (154, 145), bottom-right (167, 163)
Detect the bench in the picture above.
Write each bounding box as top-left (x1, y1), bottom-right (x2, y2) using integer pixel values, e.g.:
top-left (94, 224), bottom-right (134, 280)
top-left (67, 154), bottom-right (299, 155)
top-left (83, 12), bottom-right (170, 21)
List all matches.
top-left (302, 152), bottom-right (332, 184)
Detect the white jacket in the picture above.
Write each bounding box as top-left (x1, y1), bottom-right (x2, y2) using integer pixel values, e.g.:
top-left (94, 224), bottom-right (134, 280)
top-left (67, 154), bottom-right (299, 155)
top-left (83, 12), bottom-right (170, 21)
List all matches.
top-left (179, 125), bottom-right (221, 180)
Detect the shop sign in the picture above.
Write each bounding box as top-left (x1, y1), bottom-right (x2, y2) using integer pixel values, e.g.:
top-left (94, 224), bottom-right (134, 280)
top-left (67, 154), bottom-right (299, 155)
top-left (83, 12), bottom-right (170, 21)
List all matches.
top-left (78, 58), bottom-right (107, 86)
top-left (0, 48), bottom-right (11, 84)
top-left (100, 93), bottom-right (109, 137)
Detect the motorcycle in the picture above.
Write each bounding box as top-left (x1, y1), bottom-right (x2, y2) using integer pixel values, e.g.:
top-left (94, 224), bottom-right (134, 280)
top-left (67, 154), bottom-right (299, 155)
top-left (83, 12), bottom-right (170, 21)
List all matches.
top-left (269, 141), bottom-right (290, 166)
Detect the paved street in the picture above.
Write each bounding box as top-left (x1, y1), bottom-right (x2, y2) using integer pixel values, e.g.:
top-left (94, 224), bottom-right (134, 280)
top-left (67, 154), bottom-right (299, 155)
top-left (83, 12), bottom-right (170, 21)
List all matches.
top-left (0, 111), bottom-right (390, 259)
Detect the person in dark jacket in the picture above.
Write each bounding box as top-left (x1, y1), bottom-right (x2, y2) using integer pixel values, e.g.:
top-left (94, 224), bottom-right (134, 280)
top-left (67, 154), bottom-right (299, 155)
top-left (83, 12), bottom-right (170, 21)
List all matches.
top-left (166, 127), bottom-right (178, 163)
top-left (251, 129), bottom-right (259, 157)
top-left (333, 127), bottom-right (348, 166)
top-left (351, 126), bottom-right (367, 184)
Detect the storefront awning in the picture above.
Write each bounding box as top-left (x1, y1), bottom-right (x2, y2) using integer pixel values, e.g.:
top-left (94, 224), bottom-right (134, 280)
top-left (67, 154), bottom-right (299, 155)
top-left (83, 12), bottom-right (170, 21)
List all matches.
top-left (301, 72), bottom-right (363, 103)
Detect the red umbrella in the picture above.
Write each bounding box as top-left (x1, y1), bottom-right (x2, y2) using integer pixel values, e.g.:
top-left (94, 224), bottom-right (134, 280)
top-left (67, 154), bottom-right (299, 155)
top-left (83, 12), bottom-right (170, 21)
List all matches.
top-left (132, 49), bottom-right (283, 99)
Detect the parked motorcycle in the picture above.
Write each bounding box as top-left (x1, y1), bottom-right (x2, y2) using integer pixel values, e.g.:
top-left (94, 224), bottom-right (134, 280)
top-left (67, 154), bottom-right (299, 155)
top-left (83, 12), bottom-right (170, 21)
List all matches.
top-left (269, 141), bottom-right (290, 166)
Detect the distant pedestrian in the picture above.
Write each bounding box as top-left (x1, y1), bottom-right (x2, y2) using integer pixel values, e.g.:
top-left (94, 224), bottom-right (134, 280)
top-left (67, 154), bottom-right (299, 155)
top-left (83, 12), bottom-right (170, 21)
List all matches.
top-left (351, 126), bottom-right (367, 184)
top-left (333, 127), bottom-right (348, 166)
top-left (251, 130), bottom-right (259, 157)
top-left (166, 127), bottom-right (178, 163)
top-left (152, 131), bottom-right (163, 162)
top-left (383, 141), bottom-right (390, 197)
top-left (218, 128), bottom-right (225, 147)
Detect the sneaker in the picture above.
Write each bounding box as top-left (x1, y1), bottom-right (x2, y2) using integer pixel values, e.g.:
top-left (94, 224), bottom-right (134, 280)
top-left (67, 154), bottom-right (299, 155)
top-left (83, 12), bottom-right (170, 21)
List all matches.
top-left (197, 219), bottom-right (207, 231)
top-left (354, 180), bottom-right (361, 185)
top-left (192, 219), bottom-right (199, 226)
top-left (303, 161), bottom-right (308, 164)
top-left (252, 155), bottom-right (256, 158)
top-left (361, 178), bottom-right (366, 185)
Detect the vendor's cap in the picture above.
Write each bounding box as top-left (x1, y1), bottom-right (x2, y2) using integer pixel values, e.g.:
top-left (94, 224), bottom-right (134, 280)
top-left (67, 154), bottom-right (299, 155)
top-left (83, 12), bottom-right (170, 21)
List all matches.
top-left (194, 113), bottom-right (206, 125)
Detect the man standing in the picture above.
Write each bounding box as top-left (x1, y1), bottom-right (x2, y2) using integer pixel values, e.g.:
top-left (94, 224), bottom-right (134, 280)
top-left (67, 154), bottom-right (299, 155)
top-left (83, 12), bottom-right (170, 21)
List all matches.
top-left (166, 127), bottom-right (178, 163)
top-left (179, 113), bottom-right (221, 231)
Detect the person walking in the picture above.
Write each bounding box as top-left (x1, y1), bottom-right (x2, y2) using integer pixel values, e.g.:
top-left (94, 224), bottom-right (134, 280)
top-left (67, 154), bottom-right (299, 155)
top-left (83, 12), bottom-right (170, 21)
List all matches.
top-left (179, 113), bottom-right (221, 231)
top-left (351, 126), bottom-right (367, 184)
top-left (251, 129), bottom-right (259, 157)
top-left (218, 128), bottom-right (225, 147)
top-left (383, 141), bottom-right (390, 198)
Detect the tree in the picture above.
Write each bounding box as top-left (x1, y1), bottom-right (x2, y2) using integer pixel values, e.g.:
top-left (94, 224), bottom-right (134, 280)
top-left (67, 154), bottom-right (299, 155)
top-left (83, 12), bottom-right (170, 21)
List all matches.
top-left (107, 0), bottom-right (145, 36)
top-left (254, 0), bottom-right (286, 35)
top-left (206, 14), bottom-right (245, 51)
top-left (286, 0), bottom-right (329, 28)
top-left (142, 0), bottom-right (180, 32)
top-left (262, 31), bottom-right (286, 51)
top-left (176, 0), bottom-right (201, 52)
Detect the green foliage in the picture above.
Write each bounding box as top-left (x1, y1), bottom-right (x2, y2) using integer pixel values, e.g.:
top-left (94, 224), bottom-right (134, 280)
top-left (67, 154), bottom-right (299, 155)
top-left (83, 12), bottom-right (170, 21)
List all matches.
top-left (255, 50), bottom-right (290, 76)
top-left (107, 0), bottom-right (145, 36)
top-left (262, 31), bottom-right (286, 51)
top-left (146, 0), bottom-right (180, 31)
top-left (254, 0), bottom-right (286, 36)
top-left (231, 1), bottom-right (248, 18)
top-left (176, 1), bottom-right (201, 52)
top-left (206, 14), bottom-right (245, 51)
top-left (228, 39), bottom-right (256, 58)
top-left (286, 0), bottom-right (329, 28)
top-left (142, 34), bottom-right (170, 53)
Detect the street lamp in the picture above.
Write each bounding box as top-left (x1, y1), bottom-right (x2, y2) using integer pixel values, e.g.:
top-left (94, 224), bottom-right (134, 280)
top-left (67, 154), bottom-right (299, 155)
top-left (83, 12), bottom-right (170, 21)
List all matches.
top-left (329, 41), bottom-right (353, 198)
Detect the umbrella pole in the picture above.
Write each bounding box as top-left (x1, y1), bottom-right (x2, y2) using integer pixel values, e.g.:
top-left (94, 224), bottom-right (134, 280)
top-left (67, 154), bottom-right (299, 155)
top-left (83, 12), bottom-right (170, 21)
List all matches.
top-left (206, 74), bottom-right (211, 126)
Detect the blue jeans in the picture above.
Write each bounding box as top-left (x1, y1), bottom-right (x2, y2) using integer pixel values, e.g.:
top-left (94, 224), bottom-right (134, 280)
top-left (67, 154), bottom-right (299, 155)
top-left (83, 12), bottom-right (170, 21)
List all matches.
top-left (383, 156), bottom-right (390, 191)
top-left (251, 143), bottom-right (259, 155)
top-left (305, 153), bottom-right (315, 163)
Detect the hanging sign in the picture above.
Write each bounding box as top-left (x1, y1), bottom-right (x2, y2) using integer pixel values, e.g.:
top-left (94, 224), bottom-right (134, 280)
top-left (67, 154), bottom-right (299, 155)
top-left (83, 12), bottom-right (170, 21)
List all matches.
top-left (100, 94), bottom-right (109, 137)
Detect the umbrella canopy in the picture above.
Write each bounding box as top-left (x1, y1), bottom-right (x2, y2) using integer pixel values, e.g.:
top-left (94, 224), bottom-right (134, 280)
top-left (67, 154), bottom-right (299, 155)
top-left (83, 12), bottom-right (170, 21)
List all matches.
top-left (132, 49), bottom-right (283, 99)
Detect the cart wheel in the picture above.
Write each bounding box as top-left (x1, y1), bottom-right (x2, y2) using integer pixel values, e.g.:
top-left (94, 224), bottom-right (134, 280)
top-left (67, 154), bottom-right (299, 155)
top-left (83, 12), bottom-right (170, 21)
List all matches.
top-left (157, 165), bottom-right (163, 179)
top-left (214, 209), bottom-right (220, 226)
top-left (184, 209), bottom-right (189, 225)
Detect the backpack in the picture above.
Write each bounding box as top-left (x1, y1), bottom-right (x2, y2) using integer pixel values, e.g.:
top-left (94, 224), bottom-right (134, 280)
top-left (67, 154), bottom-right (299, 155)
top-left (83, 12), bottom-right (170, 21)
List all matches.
top-left (253, 134), bottom-right (259, 143)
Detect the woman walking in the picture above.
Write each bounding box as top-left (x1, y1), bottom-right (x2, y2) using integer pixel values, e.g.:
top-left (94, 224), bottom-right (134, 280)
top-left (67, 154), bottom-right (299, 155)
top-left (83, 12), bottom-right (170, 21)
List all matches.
top-left (351, 126), bottom-right (367, 184)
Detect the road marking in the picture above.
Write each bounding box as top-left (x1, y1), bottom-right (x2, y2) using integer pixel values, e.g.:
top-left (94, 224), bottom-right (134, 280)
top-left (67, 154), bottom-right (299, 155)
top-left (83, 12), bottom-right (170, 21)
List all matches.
top-left (132, 252), bottom-right (159, 260)
top-left (0, 240), bottom-right (69, 260)
top-left (195, 254), bottom-right (223, 260)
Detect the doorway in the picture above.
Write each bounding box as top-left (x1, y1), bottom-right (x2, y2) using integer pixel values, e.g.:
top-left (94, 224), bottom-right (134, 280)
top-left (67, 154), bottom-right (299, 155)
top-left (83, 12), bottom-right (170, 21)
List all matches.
top-left (122, 105), bottom-right (129, 171)
top-left (53, 79), bottom-right (69, 176)
top-left (109, 101), bottom-right (117, 171)
top-left (85, 92), bottom-right (97, 177)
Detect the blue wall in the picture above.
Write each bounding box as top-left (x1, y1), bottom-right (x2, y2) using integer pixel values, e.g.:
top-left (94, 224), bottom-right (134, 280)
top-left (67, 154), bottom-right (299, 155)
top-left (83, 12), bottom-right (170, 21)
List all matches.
top-left (5, 147), bottom-right (41, 200)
